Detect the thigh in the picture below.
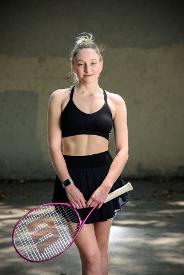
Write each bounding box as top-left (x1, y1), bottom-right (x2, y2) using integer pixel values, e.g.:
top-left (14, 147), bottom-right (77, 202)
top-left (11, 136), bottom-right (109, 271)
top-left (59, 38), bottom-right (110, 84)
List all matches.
top-left (74, 223), bottom-right (101, 258)
top-left (94, 219), bottom-right (113, 251)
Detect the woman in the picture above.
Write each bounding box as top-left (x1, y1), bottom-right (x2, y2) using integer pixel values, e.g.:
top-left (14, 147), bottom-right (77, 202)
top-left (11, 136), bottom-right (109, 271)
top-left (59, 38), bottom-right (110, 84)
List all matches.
top-left (47, 32), bottom-right (129, 275)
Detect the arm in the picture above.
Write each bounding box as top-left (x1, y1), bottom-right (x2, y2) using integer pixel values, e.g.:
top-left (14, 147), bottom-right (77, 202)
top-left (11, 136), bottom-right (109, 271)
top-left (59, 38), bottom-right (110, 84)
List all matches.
top-left (102, 95), bottom-right (129, 188)
top-left (87, 94), bottom-right (129, 208)
top-left (47, 90), bottom-right (86, 209)
top-left (47, 91), bottom-right (71, 182)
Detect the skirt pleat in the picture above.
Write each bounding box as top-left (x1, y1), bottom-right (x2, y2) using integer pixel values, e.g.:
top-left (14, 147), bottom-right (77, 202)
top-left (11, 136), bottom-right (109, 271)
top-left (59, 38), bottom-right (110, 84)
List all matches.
top-left (52, 150), bottom-right (128, 224)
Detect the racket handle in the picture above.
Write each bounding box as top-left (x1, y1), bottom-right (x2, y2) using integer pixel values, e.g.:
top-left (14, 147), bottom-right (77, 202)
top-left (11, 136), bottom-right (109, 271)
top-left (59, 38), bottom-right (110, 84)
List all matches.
top-left (104, 182), bottom-right (133, 203)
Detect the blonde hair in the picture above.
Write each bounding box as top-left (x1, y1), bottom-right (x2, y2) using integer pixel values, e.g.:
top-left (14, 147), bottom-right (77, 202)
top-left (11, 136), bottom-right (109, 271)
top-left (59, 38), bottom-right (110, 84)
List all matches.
top-left (70, 32), bottom-right (103, 63)
top-left (68, 32), bottom-right (104, 84)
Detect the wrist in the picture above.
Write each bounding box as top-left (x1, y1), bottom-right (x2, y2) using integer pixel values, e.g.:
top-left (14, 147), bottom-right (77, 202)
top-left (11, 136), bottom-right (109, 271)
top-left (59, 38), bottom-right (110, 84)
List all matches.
top-left (101, 181), bottom-right (112, 190)
top-left (62, 178), bottom-right (74, 189)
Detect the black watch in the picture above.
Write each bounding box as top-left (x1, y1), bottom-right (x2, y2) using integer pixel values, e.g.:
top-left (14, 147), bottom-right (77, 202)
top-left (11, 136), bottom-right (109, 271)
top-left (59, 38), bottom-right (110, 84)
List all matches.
top-left (62, 178), bottom-right (73, 188)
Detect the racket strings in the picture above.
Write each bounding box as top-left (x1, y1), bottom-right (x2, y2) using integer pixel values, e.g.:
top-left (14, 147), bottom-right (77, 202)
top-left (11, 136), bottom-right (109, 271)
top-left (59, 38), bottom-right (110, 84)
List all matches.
top-left (13, 204), bottom-right (80, 261)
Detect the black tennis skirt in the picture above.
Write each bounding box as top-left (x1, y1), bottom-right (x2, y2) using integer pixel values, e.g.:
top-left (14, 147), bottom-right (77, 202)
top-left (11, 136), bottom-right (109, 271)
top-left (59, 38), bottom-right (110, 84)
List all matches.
top-left (52, 150), bottom-right (128, 224)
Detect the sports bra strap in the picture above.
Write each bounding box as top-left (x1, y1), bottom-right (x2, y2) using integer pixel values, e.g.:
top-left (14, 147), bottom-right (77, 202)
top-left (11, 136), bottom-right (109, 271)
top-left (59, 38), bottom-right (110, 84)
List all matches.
top-left (103, 90), bottom-right (107, 104)
top-left (70, 86), bottom-right (74, 100)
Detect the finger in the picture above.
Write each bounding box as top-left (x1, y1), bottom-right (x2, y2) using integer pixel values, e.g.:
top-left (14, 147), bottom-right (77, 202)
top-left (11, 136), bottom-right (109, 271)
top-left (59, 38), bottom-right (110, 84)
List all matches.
top-left (74, 196), bottom-right (86, 208)
top-left (70, 199), bottom-right (80, 209)
top-left (78, 195), bottom-right (86, 208)
top-left (89, 200), bottom-right (99, 208)
top-left (86, 198), bottom-right (92, 208)
top-left (75, 199), bottom-right (84, 209)
top-left (71, 203), bottom-right (77, 209)
top-left (77, 201), bottom-right (85, 209)
top-left (80, 199), bottom-right (87, 208)
top-left (74, 203), bottom-right (81, 209)
top-left (87, 200), bottom-right (97, 208)
top-left (97, 203), bottom-right (103, 209)
top-left (74, 203), bottom-right (80, 209)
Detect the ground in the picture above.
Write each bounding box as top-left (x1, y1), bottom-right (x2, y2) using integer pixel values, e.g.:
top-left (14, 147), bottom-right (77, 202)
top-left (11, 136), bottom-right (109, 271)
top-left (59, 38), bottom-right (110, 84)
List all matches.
top-left (0, 178), bottom-right (183, 275)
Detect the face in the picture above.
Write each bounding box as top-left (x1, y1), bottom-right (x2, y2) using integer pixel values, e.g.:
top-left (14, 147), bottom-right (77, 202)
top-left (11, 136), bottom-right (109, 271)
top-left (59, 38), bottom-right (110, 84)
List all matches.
top-left (72, 48), bottom-right (103, 83)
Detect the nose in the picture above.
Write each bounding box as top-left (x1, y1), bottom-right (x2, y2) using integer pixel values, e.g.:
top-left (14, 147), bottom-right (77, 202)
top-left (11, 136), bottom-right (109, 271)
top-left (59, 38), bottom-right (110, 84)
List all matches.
top-left (84, 64), bottom-right (89, 73)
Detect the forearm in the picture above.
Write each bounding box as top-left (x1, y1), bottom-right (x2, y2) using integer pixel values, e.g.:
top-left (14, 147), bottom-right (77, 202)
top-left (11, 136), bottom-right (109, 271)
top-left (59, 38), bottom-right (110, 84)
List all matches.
top-left (48, 146), bottom-right (71, 182)
top-left (102, 149), bottom-right (129, 188)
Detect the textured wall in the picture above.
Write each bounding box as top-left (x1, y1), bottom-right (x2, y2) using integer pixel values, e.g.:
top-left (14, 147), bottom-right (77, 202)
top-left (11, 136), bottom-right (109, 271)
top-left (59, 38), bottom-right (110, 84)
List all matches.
top-left (0, 0), bottom-right (184, 179)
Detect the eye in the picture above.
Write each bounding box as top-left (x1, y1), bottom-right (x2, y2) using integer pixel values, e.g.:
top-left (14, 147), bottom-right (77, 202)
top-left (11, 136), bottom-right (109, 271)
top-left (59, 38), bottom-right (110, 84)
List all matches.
top-left (77, 63), bottom-right (84, 66)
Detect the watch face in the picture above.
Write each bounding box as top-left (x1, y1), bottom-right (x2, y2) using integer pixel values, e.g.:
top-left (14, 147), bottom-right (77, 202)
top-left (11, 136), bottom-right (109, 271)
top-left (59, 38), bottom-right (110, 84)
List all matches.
top-left (63, 179), bottom-right (72, 187)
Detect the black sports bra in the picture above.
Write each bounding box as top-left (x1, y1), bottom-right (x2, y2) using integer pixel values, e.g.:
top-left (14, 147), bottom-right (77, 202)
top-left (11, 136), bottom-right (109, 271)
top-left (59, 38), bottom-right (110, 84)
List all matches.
top-left (60, 86), bottom-right (113, 140)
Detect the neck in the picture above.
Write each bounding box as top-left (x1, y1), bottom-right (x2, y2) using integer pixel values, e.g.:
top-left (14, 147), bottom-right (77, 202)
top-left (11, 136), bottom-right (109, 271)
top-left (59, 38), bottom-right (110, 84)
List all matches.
top-left (75, 82), bottom-right (101, 95)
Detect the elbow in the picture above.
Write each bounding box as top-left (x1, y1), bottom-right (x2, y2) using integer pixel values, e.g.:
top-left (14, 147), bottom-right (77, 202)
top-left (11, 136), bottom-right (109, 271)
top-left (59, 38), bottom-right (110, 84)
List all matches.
top-left (125, 151), bottom-right (129, 162)
top-left (121, 148), bottom-right (129, 162)
top-left (48, 143), bottom-right (61, 154)
top-left (116, 148), bottom-right (129, 161)
top-left (48, 146), bottom-right (54, 158)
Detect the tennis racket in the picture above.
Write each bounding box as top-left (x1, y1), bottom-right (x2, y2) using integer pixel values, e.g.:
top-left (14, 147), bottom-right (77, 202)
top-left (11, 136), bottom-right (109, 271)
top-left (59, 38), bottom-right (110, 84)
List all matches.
top-left (12, 182), bottom-right (133, 262)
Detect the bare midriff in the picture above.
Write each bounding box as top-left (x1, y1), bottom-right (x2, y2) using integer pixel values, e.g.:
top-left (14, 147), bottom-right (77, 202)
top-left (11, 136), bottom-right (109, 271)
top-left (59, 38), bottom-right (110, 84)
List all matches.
top-left (62, 135), bottom-right (109, 156)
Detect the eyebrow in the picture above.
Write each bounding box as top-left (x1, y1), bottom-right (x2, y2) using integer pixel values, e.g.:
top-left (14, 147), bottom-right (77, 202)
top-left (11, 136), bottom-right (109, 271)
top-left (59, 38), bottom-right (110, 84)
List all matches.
top-left (76, 59), bottom-right (98, 62)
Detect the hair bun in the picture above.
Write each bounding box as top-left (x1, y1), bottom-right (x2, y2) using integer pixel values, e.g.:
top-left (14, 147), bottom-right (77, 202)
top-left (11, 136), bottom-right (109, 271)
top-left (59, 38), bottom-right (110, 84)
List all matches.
top-left (70, 32), bottom-right (103, 70)
top-left (75, 32), bottom-right (95, 45)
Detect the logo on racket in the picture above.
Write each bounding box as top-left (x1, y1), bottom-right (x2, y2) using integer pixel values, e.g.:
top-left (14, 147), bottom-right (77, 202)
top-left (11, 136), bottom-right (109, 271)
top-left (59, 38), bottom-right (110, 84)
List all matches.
top-left (27, 216), bottom-right (59, 253)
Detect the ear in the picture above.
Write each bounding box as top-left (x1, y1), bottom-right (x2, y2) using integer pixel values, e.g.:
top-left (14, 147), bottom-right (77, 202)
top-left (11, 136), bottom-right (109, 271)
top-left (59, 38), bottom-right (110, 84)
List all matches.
top-left (72, 63), bottom-right (75, 74)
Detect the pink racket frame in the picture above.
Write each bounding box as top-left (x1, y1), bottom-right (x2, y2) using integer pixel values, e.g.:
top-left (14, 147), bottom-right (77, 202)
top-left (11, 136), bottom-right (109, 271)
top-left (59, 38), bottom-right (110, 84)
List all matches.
top-left (12, 202), bottom-right (95, 262)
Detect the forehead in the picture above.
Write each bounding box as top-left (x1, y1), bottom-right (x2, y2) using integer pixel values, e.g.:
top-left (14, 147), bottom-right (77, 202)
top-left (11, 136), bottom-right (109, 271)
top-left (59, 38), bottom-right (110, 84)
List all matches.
top-left (75, 48), bottom-right (100, 61)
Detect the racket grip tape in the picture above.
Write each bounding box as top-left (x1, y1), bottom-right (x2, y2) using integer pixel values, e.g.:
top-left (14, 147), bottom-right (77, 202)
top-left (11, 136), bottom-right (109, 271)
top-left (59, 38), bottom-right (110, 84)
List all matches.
top-left (104, 182), bottom-right (133, 203)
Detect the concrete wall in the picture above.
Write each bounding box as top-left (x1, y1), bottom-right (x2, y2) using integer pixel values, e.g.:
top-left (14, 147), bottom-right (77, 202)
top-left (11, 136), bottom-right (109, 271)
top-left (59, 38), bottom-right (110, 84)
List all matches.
top-left (0, 0), bottom-right (184, 179)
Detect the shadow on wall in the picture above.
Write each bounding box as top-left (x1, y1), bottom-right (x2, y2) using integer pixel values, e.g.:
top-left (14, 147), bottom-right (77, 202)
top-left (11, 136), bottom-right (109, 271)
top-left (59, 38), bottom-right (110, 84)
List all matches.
top-left (0, 90), bottom-right (48, 179)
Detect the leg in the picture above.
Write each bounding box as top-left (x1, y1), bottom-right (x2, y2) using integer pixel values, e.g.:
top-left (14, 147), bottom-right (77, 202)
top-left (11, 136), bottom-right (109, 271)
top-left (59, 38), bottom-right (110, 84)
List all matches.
top-left (94, 219), bottom-right (113, 275)
top-left (75, 223), bottom-right (103, 275)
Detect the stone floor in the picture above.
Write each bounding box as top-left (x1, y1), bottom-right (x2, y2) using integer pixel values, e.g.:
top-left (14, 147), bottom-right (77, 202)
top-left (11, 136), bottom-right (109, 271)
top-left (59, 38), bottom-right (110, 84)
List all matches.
top-left (0, 178), bottom-right (183, 275)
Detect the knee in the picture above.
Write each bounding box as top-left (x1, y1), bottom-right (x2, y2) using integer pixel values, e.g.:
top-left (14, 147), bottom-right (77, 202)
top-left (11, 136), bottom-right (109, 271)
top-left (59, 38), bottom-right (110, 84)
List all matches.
top-left (98, 241), bottom-right (109, 256)
top-left (83, 250), bottom-right (101, 266)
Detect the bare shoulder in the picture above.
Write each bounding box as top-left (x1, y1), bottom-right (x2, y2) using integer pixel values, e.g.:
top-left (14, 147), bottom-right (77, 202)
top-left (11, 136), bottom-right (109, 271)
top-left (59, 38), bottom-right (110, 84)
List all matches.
top-left (106, 90), bottom-right (126, 106)
top-left (49, 88), bottom-right (70, 101)
top-left (48, 87), bottom-right (71, 107)
top-left (105, 89), bottom-right (127, 118)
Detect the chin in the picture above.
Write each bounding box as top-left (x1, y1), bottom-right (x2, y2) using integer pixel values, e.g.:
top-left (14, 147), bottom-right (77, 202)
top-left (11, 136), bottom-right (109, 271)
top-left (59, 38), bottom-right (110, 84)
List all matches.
top-left (82, 75), bottom-right (98, 82)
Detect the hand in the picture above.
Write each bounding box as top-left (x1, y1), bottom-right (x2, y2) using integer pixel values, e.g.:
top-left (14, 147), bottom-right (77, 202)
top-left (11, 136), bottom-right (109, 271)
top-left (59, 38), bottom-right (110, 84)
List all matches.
top-left (86, 184), bottom-right (111, 209)
top-left (65, 184), bottom-right (86, 209)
